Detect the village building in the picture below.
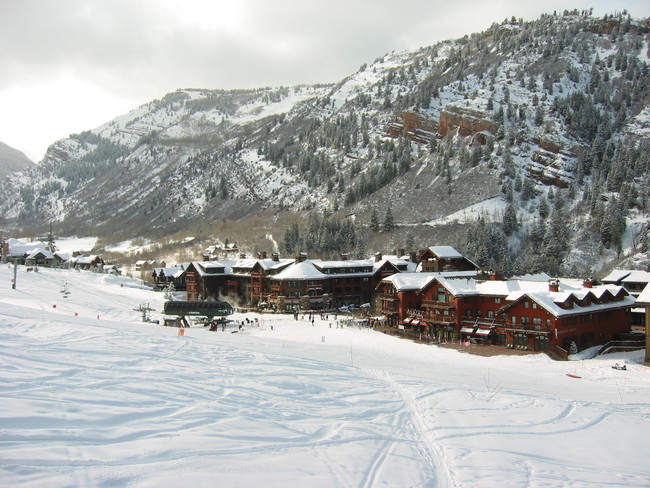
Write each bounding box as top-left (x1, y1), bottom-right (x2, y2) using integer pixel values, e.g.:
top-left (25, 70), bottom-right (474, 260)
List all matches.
top-left (269, 257), bottom-right (332, 311)
top-left (417, 245), bottom-right (479, 272)
top-left (377, 272), bottom-right (635, 353)
top-left (185, 261), bottom-right (230, 301)
top-left (72, 255), bottom-right (105, 271)
top-left (25, 249), bottom-right (58, 267)
top-left (152, 265), bottom-right (188, 291)
top-left (202, 242), bottom-right (239, 261)
top-left (225, 253), bottom-right (294, 307)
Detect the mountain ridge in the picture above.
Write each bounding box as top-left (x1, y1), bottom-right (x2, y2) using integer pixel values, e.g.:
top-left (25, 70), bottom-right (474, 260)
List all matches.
top-left (0, 141), bottom-right (34, 177)
top-left (0, 10), bottom-right (648, 276)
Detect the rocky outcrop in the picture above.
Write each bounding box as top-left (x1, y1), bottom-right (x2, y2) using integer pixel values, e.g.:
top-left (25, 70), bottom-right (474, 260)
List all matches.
top-left (438, 106), bottom-right (498, 141)
top-left (387, 112), bottom-right (438, 144)
top-left (387, 106), bottom-right (498, 145)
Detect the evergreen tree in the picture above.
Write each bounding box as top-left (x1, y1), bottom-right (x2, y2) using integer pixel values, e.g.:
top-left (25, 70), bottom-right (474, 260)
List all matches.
top-left (369, 209), bottom-right (380, 232)
top-left (503, 203), bottom-right (519, 236)
top-left (382, 206), bottom-right (395, 232)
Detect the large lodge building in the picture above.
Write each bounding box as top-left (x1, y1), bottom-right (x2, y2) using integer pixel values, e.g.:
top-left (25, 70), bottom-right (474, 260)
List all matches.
top-left (166, 245), bottom-right (636, 354)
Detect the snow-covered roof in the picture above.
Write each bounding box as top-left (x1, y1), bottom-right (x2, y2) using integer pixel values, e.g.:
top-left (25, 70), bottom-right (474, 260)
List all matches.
top-left (427, 246), bottom-right (463, 259)
top-left (191, 261), bottom-right (230, 276)
top-left (75, 255), bottom-right (101, 264)
top-left (620, 270), bottom-right (650, 284)
top-left (232, 258), bottom-right (293, 272)
top-left (373, 255), bottom-right (418, 273)
top-left (7, 239), bottom-right (49, 256)
top-left (154, 267), bottom-right (185, 278)
top-left (271, 260), bottom-right (328, 281)
top-left (26, 249), bottom-right (53, 259)
top-left (637, 282), bottom-right (650, 306)
top-left (382, 271), bottom-right (479, 291)
top-left (601, 269), bottom-right (650, 284)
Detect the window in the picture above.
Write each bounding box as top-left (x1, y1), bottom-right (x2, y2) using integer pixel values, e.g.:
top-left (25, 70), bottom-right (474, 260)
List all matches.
top-left (533, 317), bottom-right (542, 325)
top-left (487, 310), bottom-right (494, 319)
top-left (494, 297), bottom-right (501, 304)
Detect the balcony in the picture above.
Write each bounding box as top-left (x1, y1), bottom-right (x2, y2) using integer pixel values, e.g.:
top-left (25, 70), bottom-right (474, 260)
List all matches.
top-left (421, 299), bottom-right (451, 308)
top-left (505, 324), bottom-right (551, 333)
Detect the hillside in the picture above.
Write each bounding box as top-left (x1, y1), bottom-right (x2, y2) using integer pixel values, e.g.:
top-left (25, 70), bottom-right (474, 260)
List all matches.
top-left (0, 140), bottom-right (34, 177)
top-left (2, 266), bottom-right (649, 486)
top-left (0, 10), bottom-right (648, 276)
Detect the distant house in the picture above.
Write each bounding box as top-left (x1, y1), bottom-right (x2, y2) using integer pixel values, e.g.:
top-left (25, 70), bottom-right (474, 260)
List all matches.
top-left (4, 239), bottom-right (51, 265)
top-left (25, 249), bottom-right (57, 267)
top-left (152, 266), bottom-right (187, 291)
top-left (202, 242), bottom-right (240, 261)
top-left (417, 246), bottom-right (478, 272)
top-left (73, 255), bottom-right (105, 271)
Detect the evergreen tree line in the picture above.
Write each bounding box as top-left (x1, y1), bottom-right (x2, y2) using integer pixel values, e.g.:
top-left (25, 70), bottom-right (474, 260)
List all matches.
top-left (281, 213), bottom-right (358, 257)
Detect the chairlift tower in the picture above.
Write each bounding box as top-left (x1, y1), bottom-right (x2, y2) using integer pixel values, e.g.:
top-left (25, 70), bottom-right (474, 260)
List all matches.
top-left (134, 303), bottom-right (156, 322)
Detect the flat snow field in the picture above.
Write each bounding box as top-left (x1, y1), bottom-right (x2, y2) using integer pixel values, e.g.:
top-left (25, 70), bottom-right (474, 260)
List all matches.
top-left (1, 266), bottom-right (649, 487)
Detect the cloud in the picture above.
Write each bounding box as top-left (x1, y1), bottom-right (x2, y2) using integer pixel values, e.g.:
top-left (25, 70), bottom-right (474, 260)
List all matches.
top-left (0, 0), bottom-right (648, 161)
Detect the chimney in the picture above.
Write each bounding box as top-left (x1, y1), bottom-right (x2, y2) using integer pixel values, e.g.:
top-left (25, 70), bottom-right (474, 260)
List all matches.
top-left (397, 248), bottom-right (405, 258)
top-left (258, 251), bottom-right (267, 260)
top-left (374, 252), bottom-right (383, 263)
top-left (583, 277), bottom-right (594, 288)
top-left (271, 252), bottom-right (279, 262)
top-left (488, 269), bottom-right (502, 281)
top-left (548, 279), bottom-right (560, 292)
top-left (340, 253), bottom-right (348, 261)
top-left (410, 251), bottom-right (418, 263)
top-left (295, 252), bottom-right (308, 263)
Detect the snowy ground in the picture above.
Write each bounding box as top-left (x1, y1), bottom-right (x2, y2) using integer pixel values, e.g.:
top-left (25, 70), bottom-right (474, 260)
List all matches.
top-left (1, 266), bottom-right (649, 487)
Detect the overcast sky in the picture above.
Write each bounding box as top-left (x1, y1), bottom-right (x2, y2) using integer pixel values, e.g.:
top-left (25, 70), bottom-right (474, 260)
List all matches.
top-left (1, 0), bottom-right (648, 162)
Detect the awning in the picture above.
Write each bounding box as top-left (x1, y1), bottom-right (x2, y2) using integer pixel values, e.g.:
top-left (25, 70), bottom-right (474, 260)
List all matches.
top-left (412, 320), bottom-right (421, 326)
top-left (402, 318), bottom-right (413, 325)
top-left (475, 328), bottom-right (492, 336)
top-left (460, 327), bottom-right (475, 334)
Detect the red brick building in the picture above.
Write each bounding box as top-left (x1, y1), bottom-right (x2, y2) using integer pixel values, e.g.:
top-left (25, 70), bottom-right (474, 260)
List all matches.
top-left (377, 273), bottom-right (635, 352)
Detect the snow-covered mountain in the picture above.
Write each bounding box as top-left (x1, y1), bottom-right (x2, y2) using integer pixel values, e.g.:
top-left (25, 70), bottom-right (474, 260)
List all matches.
top-left (0, 141), bottom-right (34, 177)
top-left (1, 10), bottom-right (648, 276)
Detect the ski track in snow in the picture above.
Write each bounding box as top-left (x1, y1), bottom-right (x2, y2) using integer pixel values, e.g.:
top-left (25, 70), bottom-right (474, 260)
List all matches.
top-left (1, 267), bottom-right (650, 487)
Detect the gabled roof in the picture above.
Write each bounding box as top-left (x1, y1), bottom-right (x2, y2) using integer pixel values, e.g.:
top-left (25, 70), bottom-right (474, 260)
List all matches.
top-left (499, 283), bottom-right (633, 318)
top-left (373, 255), bottom-right (418, 273)
top-left (191, 261), bottom-right (230, 276)
top-left (601, 269), bottom-right (650, 285)
top-left (636, 282), bottom-right (650, 306)
top-left (26, 249), bottom-right (53, 259)
top-left (231, 257), bottom-right (293, 273)
top-left (7, 239), bottom-right (49, 257)
top-left (271, 260), bottom-right (328, 281)
top-left (381, 271), bottom-right (479, 292)
top-left (427, 246), bottom-right (463, 259)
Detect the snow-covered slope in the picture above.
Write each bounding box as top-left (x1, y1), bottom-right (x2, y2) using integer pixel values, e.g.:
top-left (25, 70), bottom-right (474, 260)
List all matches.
top-left (2, 267), bottom-right (649, 487)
